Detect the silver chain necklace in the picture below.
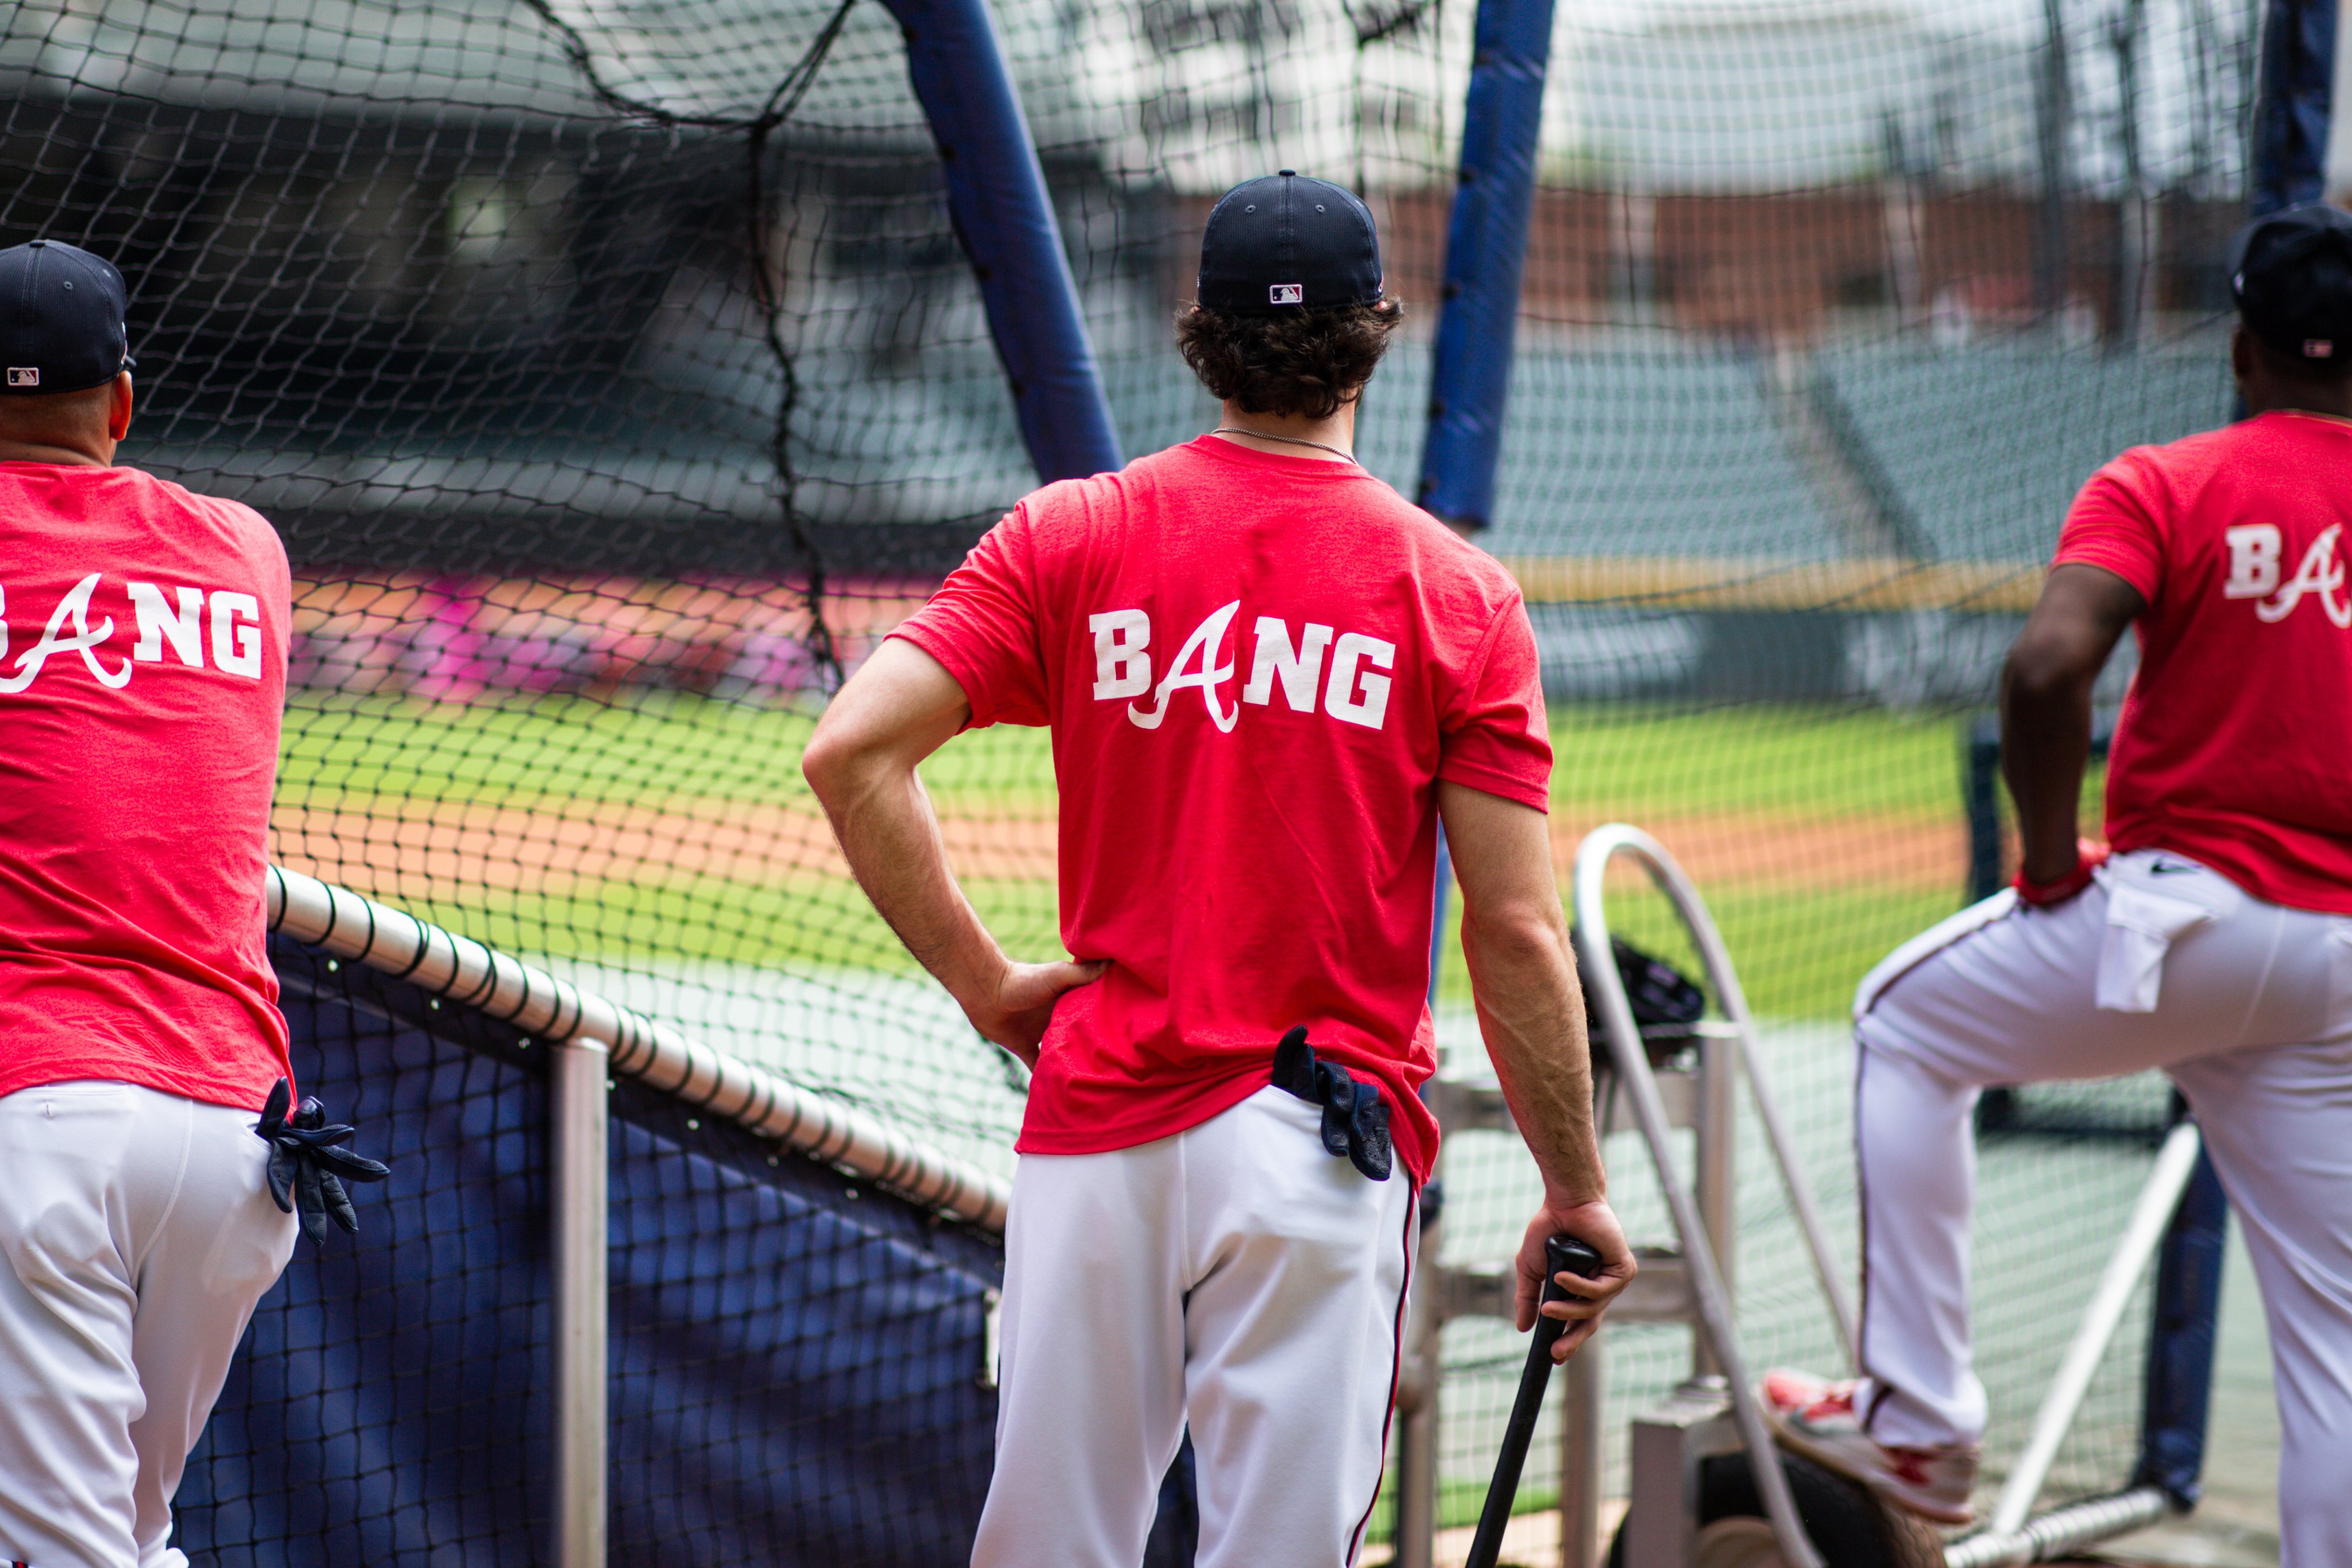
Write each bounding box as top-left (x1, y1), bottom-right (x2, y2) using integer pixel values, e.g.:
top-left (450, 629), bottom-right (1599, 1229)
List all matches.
top-left (1210, 427), bottom-right (1358, 464)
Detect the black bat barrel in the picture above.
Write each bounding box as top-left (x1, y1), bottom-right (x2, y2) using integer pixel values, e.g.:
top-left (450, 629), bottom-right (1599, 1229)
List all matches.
top-left (1463, 1234), bottom-right (1606, 1568)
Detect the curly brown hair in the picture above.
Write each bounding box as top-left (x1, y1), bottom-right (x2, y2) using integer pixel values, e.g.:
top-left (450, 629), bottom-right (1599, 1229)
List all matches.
top-left (1175, 297), bottom-right (1404, 420)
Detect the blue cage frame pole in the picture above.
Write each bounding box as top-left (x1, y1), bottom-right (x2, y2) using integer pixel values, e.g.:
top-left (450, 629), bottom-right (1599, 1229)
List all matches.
top-left (2134, 1135), bottom-right (2230, 1507)
top-left (1401, 0), bottom-right (1556, 1530)
top-left (881, 0), bottom-right (1124, 483)
top-left (2256, 0), bottom-right (2336, 212)
top-left (1414, 0), bottom-right (1556, 529)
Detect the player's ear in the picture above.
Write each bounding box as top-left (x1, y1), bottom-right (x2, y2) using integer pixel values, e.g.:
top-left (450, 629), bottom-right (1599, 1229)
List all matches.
top-left (2228, 324), bottom-right (2254, 396)
top-left (108, 371), bottom-right (133, 442)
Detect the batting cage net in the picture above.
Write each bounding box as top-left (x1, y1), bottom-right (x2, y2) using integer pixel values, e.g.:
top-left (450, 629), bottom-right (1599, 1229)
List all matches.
top-left (177, 931), bottom-right (1002, 1566)
top-left (0, 0), bottom-right (2264, 1557)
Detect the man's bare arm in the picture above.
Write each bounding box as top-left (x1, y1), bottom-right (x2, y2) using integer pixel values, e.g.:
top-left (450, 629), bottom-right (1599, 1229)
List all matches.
top-left (1438, 780), bottom-right (1635, 1359)
top-left (802, 638), bottom-right (1102, 1063)
top-left (2001, 563), bottom-right (2144, 886)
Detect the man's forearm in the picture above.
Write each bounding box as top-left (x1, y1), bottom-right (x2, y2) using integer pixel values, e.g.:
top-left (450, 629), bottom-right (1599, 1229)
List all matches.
top-left (815, 756), bottom-right (1005, 1006)
top-left (1461, 914), bottom-right (1606, 1207)
top-left (1999, 672), bottom-right (2095, 884)
top-left (1999, 563), bottom-right (2143, 887)
top-left (803, 640), bottom-right (1099, 1064)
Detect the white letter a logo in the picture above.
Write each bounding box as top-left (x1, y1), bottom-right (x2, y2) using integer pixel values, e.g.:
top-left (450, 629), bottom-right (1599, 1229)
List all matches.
top-left (0, 573), bottom-right (133, 693)
top-left (1128, 601), bottom-right (1241, 732)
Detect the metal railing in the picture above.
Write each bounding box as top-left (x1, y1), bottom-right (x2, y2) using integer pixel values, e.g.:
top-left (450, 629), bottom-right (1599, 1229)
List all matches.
top-left (1391, 826), bottom-right (1848, 1567)
top-left (265, 865), bottom-right (1009, 1232)
top-left (264, 864), bottom-right (1011, 1567)
top-left (1571, 824), bottom-right (1834, 1568)
top-left (1396, 824), bottom-right (2207, 1567)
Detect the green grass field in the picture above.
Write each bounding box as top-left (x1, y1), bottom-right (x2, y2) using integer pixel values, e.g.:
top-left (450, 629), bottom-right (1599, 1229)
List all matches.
top-left (276, 691), bottom-right (2090, 1020)
top-left (278, 692), bottom-right (1968, 818)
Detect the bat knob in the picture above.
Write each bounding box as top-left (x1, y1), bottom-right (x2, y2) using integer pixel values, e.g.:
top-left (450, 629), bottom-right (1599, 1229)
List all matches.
top-left (1545, 1234), bottom-right (1604, 1296)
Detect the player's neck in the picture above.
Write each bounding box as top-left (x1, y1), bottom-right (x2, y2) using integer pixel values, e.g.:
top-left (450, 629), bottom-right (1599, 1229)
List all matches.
top-left (2260, 400), bottom-right (2352, 424)
top-left (0, 411), bottom-right (117, 467)
top-left (1210, 400), bottom-right (1357, 463)
top-left (2238, 371), bottom-right (2352, 424)
top-left (0, 380), bottom-right (129, 465)
top-left (0, 437), bottom-right (111, 467)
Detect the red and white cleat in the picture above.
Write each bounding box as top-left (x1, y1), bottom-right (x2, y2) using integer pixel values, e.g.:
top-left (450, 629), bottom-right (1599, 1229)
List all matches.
top-left (1758, 1369), bottom-right (1979, 1526)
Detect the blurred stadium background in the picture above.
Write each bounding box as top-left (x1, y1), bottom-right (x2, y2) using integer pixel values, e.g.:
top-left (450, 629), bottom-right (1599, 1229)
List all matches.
top-left (0, 0), bottom-right (2303, 1561)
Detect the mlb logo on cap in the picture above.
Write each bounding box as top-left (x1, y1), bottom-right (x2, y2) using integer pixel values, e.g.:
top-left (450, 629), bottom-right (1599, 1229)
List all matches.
top-left (0, 239), bottom-right (133, 396)
top-left (1269, 284), bottom-right (1303, 305)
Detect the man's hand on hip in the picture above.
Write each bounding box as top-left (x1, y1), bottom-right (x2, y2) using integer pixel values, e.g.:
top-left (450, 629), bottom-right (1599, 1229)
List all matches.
top-left (1518, 1198), bottom-right (1637, 1363)
top-left (960, 958), bottom-right (1107, 1067)
top-left (805, 640), bottom-right (1098, 1058)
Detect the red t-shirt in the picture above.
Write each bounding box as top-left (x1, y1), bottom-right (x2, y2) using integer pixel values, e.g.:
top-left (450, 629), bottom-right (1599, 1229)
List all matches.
top-left (0, 462), bottom-right (294, 1109)
top-left (891, 436), bottom-right (1552, 1184)
top-left (2055, 411), bottom-right (2352, 913)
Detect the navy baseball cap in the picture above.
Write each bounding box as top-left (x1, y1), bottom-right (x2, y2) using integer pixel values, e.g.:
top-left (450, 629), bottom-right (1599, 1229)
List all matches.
top-left (2230, 203), bottom-right (2352, 363)
top-left (1197, 171), bottom-right (1383, 316)
top-left (0, 239), bottom-right (134, 396)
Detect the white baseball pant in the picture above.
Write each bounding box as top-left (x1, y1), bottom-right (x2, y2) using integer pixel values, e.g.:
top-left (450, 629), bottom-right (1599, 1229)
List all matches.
top-left (972, 1085), bottom-right (1417, 1568)
top-left (1852, 849), bottom-right (2352, 1565)
top-left (0, 1081), bottom-right (297, 1568)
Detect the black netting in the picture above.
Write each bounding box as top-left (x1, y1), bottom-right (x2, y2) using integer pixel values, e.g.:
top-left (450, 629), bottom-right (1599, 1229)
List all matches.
top-left (175, 936), bottom-right (1000, 1565)
top-left (2, 0), bottom-right (2266, 1548)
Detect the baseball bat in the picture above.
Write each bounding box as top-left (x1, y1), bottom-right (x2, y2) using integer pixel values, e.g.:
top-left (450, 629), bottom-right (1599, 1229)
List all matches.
top-left (1462, 1234), bottom-right (1606, 1568)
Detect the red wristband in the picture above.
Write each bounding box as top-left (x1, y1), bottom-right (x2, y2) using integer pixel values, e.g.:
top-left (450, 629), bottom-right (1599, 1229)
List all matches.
top-left (2013, 842), bottom-right (2110, 907)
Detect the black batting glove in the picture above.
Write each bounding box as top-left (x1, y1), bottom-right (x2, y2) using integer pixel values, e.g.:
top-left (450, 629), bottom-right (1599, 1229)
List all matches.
top-left (254, 1078), bottom-right (392, 1243)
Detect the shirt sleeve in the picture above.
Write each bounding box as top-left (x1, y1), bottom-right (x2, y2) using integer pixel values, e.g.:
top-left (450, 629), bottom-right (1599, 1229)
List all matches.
top-left (2054, 452), bottom-right (2167, 605)
top-left (887, 509), bottom-right (1052, 729)
top-left (1436, 596), bottom-right (1552, 812)
top-left (261, 509), bottom-right (294, 663)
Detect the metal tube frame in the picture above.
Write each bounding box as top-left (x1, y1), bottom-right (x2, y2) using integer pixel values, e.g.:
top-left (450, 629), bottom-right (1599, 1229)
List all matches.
top-left (1573, 823), bottom-right (1831, 1568)
top-left (1596, 835), bottom-right (1858, 1364)
top-left (1392, 828), bottom-right (1453, 1568)
top-left (266, 864), bottom-right (1009, 1230)
top-left (1568, 826), bottom-right (2201, 1568)
top-left (1984, 1122), bottom-right (2205, 1539)
top-left (551, 1036), bottom-right (609, 1568)
top-left (1690, 1028), bottom-right (1736, 1381)
top-left (1370, 815), bottom-right (2191, 1565)
top-left (1393, 1202), bottom-right (1443, 1568)
top-left (1943, 1486), bottom-right (2169, 1568)
top-left (1557, 1336), bottom-right (1606, 1567)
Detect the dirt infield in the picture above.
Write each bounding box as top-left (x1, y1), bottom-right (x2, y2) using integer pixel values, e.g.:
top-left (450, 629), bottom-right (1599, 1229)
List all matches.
top-left (272, 793), bottom-right (1966, 907)
top-left (1572, 810), bottom-right (1964, 893)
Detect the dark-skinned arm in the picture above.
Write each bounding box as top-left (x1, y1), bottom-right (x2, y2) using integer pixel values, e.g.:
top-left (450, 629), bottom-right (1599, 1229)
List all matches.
top-left (801, 638), bottom-right (1103, 1064)
top-left (1438, 781), bottom-right (1636, 1360)
top-left (1999, 563), bottom-right (2146, 887)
